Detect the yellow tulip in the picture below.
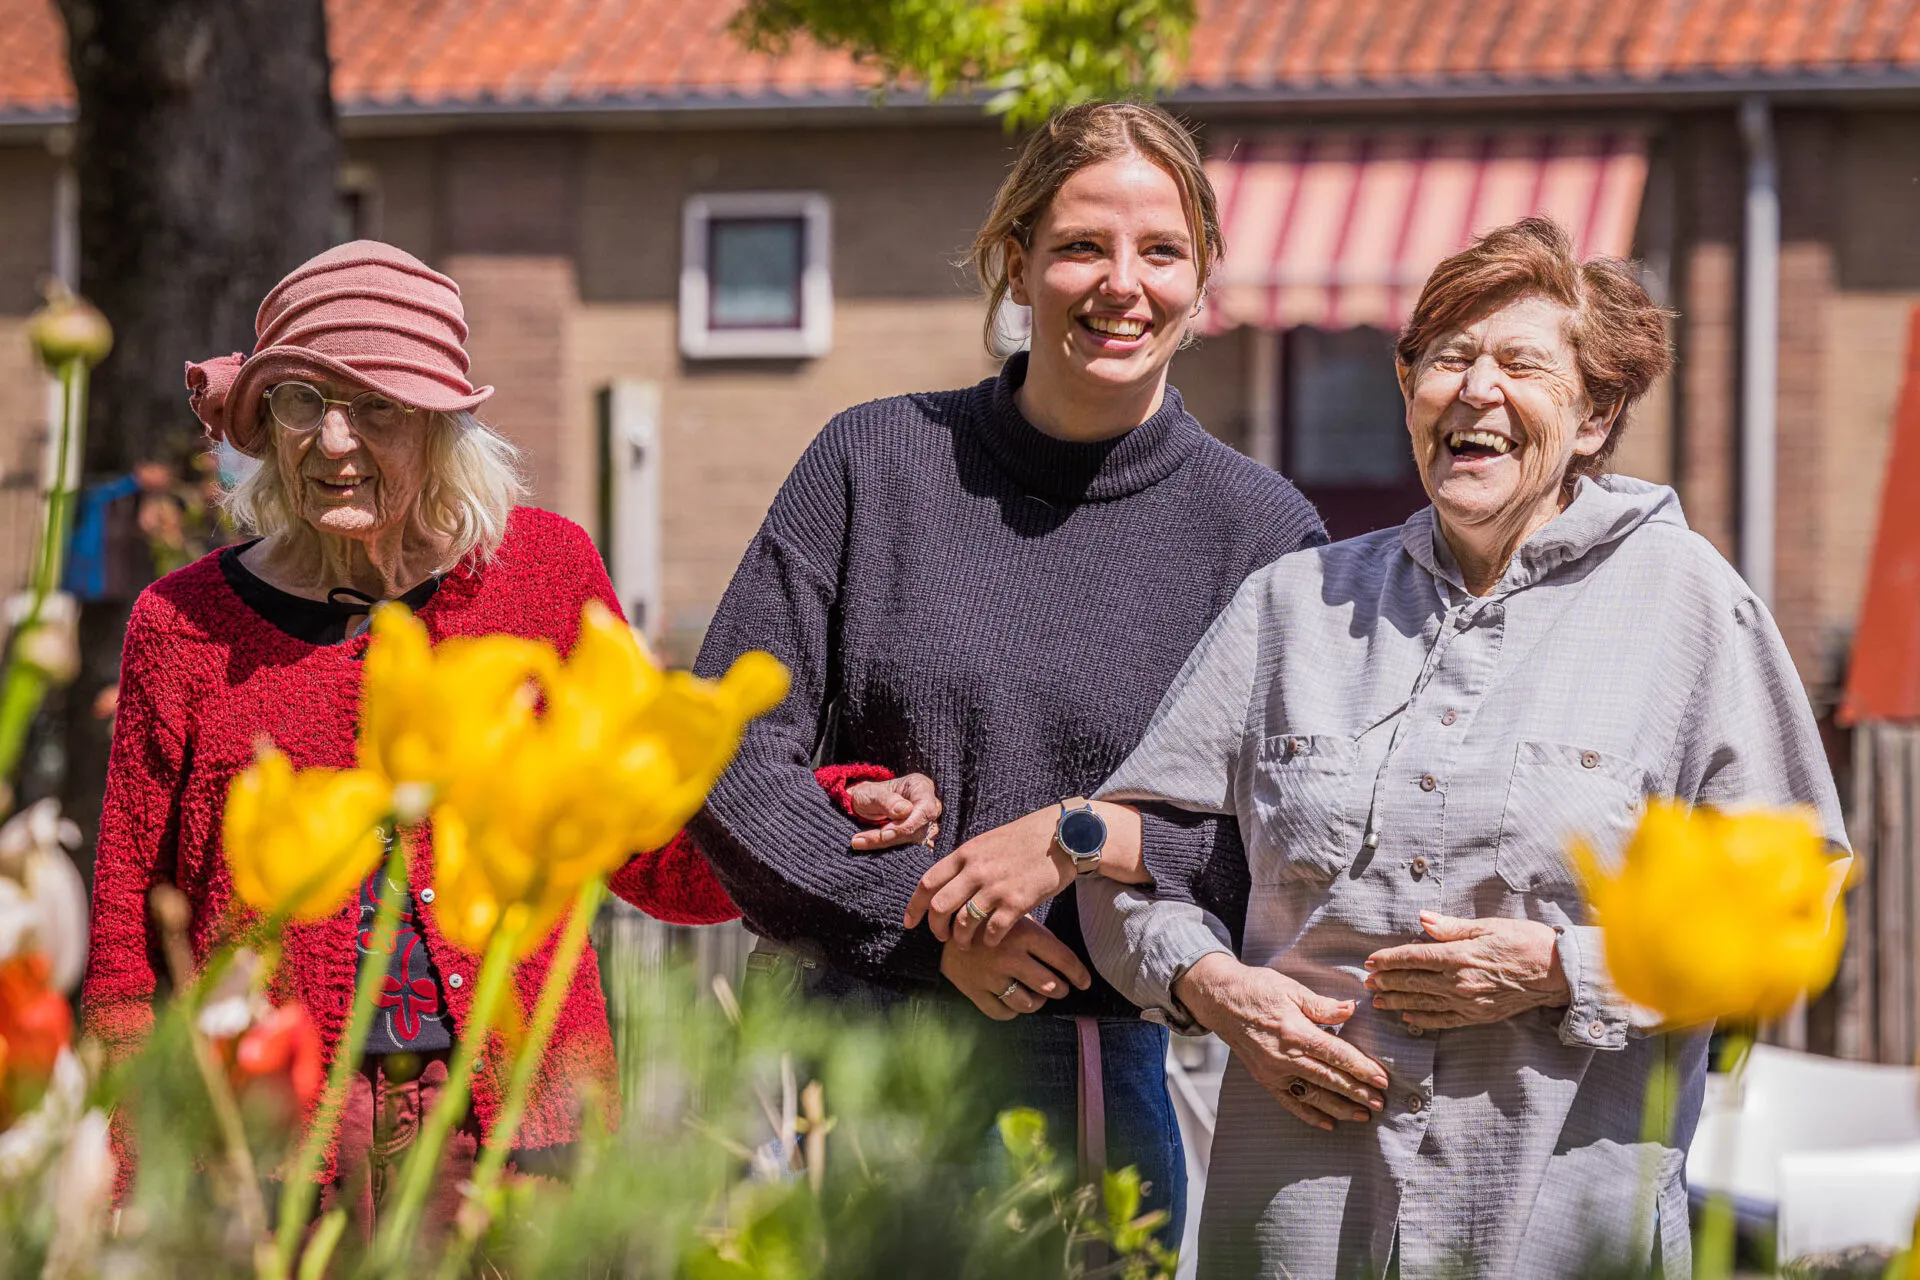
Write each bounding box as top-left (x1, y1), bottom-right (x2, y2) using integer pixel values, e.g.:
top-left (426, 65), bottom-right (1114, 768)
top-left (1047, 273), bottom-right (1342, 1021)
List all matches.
top-left (357, 605), bottom-right (556, 816)
top-left (1575, 801), bottom-right (1845, 1029)
top-left (225, 748), bottom-right (393, 921)
top-left (544, 602), bottom-right (789, 852)
top-left (421, 602), bottom-right (789, 958)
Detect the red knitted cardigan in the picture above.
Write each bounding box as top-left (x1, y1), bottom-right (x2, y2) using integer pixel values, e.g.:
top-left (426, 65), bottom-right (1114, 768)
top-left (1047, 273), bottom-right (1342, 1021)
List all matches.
top-left (81, 505), bottom-right (887, 1192)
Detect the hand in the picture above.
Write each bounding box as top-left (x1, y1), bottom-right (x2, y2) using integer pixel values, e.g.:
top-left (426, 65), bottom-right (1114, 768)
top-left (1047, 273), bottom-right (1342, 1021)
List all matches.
top-left (903, 806), bottom-right (1073, 948)
top-left (846, 773), bottom-right (944, 851)
top-left (1173, 953), bottom-right (1389, 1131)
top-left (1364, 911), bottom-right (1569, 1032)
top-left (940, 917), bottom-right (1092, 1021)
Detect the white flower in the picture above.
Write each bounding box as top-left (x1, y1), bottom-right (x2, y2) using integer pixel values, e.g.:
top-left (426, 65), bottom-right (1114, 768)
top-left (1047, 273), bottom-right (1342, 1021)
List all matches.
top-left (42, 1108), bottom-right (114, 1280)
top-left (0, 1048), bottom-right (87, 1183)
top-left (0, 800), bottom-right (88, 991)
top-left (194, 947), bottom-right (264, 1040)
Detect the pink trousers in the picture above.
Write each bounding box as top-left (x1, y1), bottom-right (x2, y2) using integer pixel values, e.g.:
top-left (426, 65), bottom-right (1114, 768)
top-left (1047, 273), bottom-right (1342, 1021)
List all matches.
top-left (319, 1052), bottom-right (479, 1247)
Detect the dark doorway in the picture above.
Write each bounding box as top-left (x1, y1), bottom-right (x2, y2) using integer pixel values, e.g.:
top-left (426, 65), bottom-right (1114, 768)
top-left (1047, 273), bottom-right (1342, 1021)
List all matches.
top-left (1282, 326), bottom-right (1430, 542)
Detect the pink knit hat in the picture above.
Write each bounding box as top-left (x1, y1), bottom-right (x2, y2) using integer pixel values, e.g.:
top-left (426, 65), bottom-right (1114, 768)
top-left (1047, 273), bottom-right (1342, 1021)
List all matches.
top-left (184, 240), bottom-right (493, 457)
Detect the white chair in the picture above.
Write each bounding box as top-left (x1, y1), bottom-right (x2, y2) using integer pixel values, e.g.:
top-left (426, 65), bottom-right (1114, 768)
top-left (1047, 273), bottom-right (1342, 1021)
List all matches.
top-left (1776, 1142), bottom-right (1920, 1260)
top-left (1687, 1043), bottom-right (1920, 1240)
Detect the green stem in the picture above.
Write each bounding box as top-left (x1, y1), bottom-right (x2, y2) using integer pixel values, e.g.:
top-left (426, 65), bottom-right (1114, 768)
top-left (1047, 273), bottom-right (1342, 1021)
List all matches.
top-left (431, 879), bottom-right (605, 1280)
top-left (267, 827), bottom-right (408, 1280)
top-left (1694, 1029), bottom-right (1755, 1280)
top-left (373, 913), bottom-right (526, 1269)
top-left (0, 355), bottom-right (86, 787)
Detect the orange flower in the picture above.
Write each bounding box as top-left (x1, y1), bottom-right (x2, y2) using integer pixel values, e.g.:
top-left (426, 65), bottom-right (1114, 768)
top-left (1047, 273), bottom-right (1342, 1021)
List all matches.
top-left (232, 1002), bottom-right (325, 1110)
top-left (0, 953), bottom-right (74, 1121)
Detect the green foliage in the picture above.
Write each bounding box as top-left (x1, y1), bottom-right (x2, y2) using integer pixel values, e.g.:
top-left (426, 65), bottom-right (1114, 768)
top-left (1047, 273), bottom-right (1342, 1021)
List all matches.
top-left (16, 954), bottom-right (1175, 1278)
top-left (729, 0), bottom-right (1198, 129)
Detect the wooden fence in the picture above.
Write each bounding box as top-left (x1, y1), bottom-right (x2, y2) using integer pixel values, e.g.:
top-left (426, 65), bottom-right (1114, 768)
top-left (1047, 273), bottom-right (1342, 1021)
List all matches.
top-left (1826, 722), bottom-right (1920, 1064)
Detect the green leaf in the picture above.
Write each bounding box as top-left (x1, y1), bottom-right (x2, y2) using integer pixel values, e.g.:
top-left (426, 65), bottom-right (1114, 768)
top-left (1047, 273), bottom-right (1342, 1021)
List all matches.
top-left (995, 1107), bottom-right (1050, 1168)
top-left (1103, 1166), bottom-right (1143, 1231)
top-left (728, 0), bottom-right (1198, 129)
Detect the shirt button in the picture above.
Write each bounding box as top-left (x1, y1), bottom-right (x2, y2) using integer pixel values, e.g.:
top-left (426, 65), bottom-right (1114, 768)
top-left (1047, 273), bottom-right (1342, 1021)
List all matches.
top-left (1407, 1094), bottom-right (1425, 1114)
top-left (1581, 751), bottom-right (1600, 769)
top-left (1440, 710), bottom-right (1457, 726)
top-left (1419, 774), bottom-right (1438, 792)
top-left (1589, 1020), bottom-right (1607, 1038)
top-left (1406, 1023), bottom-right (1425, 1037)
top-left (419, 888), bottom-right (435, 904)
top-left (448, 973), bottom-right (464, 990)
top-left (1410, 856), bottom-right (1430, 878)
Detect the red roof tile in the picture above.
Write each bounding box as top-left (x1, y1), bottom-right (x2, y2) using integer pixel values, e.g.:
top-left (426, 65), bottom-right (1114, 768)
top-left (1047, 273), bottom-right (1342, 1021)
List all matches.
top-left (6, 0), bottom-right (1920, 120)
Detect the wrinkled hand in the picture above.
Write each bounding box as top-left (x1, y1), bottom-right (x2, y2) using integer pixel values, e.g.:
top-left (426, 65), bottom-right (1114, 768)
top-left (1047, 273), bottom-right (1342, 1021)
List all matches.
top-left (846, 773), bottom-right (944, 851)
top-left (1174, 953), bottom-right (1389, 1131)
top-left (940, 918), bottom-right (1092, 1021)
top-left (903, 807), bottom-right (1072, 948)
top-left (1364, 911), bottom-right (1569, 1031)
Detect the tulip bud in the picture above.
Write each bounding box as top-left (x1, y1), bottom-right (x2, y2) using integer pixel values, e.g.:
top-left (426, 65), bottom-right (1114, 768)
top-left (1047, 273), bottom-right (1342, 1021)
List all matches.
top-left (13, 611), bottom-right (80, 686)
top-left (26, 281), bottom-right (112, 370)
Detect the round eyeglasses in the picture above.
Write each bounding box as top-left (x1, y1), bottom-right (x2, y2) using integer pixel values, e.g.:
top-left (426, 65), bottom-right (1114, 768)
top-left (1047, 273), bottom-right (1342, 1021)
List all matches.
top-left (264, 381), bottom-right (416, 437)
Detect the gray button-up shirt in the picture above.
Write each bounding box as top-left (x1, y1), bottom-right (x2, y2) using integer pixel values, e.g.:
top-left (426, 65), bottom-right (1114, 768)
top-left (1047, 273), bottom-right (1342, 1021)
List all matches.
top-left (1080, 476), bottom-right (1849, 1280)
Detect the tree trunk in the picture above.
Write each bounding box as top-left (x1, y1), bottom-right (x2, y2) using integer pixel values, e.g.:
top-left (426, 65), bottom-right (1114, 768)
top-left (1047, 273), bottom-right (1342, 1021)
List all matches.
top-left (52, 0), bottom-right (338, 870)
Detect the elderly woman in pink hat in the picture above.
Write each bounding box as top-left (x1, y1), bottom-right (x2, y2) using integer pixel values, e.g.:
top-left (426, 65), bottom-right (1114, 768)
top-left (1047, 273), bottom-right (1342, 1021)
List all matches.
top-left (80, 240), bottom-right (931, 1234)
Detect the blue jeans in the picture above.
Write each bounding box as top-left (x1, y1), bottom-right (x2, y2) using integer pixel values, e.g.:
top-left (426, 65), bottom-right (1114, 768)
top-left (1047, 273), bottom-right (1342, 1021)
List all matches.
top-left (998, 1013), bottom-right (1187, 1247)
top-left (759, 953), bottom-right (1186, 1247)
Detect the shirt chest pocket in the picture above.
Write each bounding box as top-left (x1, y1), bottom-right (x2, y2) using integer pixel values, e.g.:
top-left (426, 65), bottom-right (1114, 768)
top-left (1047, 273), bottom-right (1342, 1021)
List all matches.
top-left (1248, 734), bottom-right (1360, 886)
top-left (1496, 740), bottom-right (1647, 897)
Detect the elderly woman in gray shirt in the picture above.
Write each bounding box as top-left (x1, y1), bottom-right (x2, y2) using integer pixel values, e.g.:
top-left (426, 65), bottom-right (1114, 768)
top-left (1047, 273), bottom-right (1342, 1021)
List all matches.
top-left (903, 216), bottom-right (1850, 1278)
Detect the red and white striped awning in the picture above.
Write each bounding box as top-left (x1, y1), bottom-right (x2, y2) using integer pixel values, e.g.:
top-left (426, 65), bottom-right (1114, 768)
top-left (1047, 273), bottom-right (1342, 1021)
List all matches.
top-left (1201, 131), bottom-right (1648, 334)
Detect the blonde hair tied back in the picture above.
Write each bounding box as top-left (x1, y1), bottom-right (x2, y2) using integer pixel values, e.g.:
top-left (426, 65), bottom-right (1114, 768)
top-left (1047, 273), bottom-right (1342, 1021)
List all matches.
top-left (970, 101), bottom-right (1224, 355)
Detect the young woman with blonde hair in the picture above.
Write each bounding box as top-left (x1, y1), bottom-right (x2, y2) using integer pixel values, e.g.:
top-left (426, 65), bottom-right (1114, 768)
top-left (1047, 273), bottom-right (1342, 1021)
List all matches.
top-left (691, 102), bottom-right (1327, 1235)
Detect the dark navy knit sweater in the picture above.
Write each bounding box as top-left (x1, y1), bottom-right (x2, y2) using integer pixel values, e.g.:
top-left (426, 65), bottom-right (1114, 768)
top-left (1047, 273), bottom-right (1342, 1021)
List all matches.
top-left (691, 353), bottom-right (1325, 1016)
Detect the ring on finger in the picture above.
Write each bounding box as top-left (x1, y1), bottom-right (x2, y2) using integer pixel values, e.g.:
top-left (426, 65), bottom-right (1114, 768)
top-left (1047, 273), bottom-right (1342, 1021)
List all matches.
top-left (997, 980), bottom-right (1023, 1003)
top-left (1288, 1079), bottom-right (1309, 1099)
top-left (963, 899), bottom-right (990, 922)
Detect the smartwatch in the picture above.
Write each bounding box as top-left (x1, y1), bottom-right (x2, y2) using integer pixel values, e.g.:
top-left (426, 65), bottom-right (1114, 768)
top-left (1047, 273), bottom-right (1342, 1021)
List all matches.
top-left (1053, 797), bottom-right (1107, 874)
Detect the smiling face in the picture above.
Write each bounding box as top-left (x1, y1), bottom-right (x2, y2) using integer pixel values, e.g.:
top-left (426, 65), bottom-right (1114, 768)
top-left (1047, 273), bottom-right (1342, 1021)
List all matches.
top-left (1004, 153), bottom-right (1201, 415)
top-left (1401, 292), bottom-right (1616, 561)
top-left (266, 379), bottom-right (431, 542)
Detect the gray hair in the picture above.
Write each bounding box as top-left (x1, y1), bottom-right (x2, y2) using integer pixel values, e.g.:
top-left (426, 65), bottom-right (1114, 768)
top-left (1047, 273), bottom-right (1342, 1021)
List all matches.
top-left (222, 410), bottom-right (526, 569)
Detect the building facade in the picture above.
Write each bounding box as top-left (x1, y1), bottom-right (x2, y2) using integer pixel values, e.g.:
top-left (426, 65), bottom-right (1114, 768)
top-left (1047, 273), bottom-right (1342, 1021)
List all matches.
top-left (2, 0), bottom-right (1919, 708)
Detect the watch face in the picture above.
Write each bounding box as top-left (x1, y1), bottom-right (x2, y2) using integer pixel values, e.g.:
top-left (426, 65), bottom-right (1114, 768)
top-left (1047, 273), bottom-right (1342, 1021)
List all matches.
top-left (1059, 808), bottom-right (1106, 857)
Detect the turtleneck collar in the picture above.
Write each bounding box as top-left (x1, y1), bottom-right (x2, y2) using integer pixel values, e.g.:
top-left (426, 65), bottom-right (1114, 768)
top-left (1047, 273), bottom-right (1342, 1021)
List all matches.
top-left (970, 351), bottom-right (1201, 502)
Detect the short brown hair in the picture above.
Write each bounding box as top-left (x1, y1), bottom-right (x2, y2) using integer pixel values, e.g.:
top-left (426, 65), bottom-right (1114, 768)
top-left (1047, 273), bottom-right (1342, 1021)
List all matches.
top-left (970, 101), bottom-right (1223, 353)
top-left (1396, 216), bottom-right (1673, 480)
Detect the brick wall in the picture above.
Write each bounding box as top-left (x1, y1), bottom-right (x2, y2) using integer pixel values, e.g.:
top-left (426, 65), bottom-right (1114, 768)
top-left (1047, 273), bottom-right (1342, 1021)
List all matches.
top-left (1673, 114), bottom-right (1742, 565)
top-left (1824, 293), bottom-right (1918, 665)
top-left (0, 149), bottom-right (56, 600)
top-left (446, 255), bottom-right (582, 523)
top-left (1776, 115), bottom-right (1839, 695)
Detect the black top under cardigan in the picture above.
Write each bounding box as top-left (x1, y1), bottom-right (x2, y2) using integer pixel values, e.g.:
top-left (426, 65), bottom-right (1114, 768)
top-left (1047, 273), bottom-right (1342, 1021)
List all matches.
top-left (691, 353), bottom-right (1326, 1016)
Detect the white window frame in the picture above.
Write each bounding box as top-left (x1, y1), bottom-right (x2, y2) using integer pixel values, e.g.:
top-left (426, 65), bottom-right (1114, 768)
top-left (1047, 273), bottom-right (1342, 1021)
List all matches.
top-left (680, 192), bottom-right (832, 360)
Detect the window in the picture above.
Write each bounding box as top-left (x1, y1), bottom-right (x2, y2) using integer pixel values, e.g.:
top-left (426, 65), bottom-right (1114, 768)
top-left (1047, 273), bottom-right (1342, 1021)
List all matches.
top-left (333, 164), bottom-right (382, 244)
top-left (681, 193), bottom-right (831, 359)
top-left (1282, 326), bottom-right (1428, 541)
top-left (1285, 326), bottom-right (1411, 486)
